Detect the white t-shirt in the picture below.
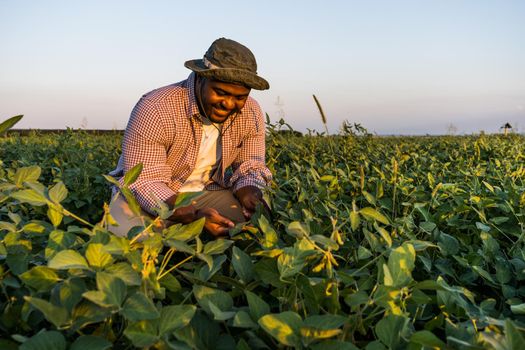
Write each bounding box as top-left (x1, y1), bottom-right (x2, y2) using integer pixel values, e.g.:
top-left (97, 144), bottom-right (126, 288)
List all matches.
top-left (178, 119), bottom-right (222, 192)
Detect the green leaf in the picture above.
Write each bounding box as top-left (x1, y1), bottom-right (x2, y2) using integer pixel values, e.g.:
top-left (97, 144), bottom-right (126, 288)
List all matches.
top-left (123, 163), bottom-right (143, 186)
top-left (13, 165), bottom-right (41, 187)
top-left (375, 223), bottom-right (392, 248)
top-left (505, 319), bottom-right (525, 349)
top-left (85, 243), bottom-right (114, 269)
top-left (166, 239), bottom-right (196, 255)
top-left (158, 305), bottom-right (196, 336)
top-left (19, 330), bottom-right (66, 350)
top-left (0, 115), bottom-right (23, 134)
top-left (0, 221), bottom-right (17, 233)
top-left (102, 174), bottom-right (121, 187)
top-left (365, 340), bottom-right (387, 350)
top-left (476, 221), bottom-right (491, 232)
top-left (382, 264), bottom-right (394, 286)
top-left (198, 255), bottom-right (226, 281)
top-left (286, 221), bottom-right (309, 239)
top-left (104, 262), bottom-right (141, 286)
top-left (71, 300), bottom-right (112, 330)
top-left (122, 292), bottom-right (160, 321)
top-left (357, 246), bottom-right (372, 260)
top-left (70, 336), bottom-right (112, 350)
top-left (410, 330), bottom-right (447, 348)
top-left (386, 242), bottom-right (416, 288)
top-left (96, 272), bottom-right (127, 307)
top-left (300, 327), bottom-right (342, 345)
top-left (364, 228), bottom-right (380, 252)
top-left (472, 265), bottom-right (496, 284)
top-left (411, 288), bottom-right (432, 304)
top-left (311, 235), bottom-right (339, 250)
top-left (6, 253), bottom-right (29, 274)
top-left (165, 217), bottom-right (205, 241)
top-left (24, 296), bottom-right (69, 328)
top-left (359, 207), bottom-right (390, 225)
top-left (233, 310), bottom-right (257, 328)
top-left (303, 314), bottom-right (347, 330)
top-left (277, 239), bottom-right (316, 279)
top-left (48, 249), bottom-right (90, 270)
top-left (510, 303), bottom-right (525, 314)
top-left (259, 215), bottom-right (279, 248)
top-left (174, 191), bottom-right (203, 207)
top-left (47, 206), bottom-right (63, 227)
top-left (419, 221), bottom-right (437, 233)
top-left (82, 291), bottom-right (114, 308)
top-left (120, 187), bottom-right (142, 218)
top-left (246, 290), bottom-right (270, 321)
top-left (20, 266), bottom-right (61, 292)
top-left (310, 340), bottom-right (360, 350)
top-left (0, 339), bottom-right (18, 350)
top-left (344, 290), bottom-right (369, 307)
top-left (203, 239), bottom-right (233, 255)
top-left (375, 314), bottom-right (409, 349)
top-left (297, 275), bottom-right (319, 314)
top-left (196, 252), bottom-right (213, 269)
top-left (301, 314), bottom-right (347, 345)
top-left (350, 211), bottom-right (360, 231)
top-left (45, 230), bottom-right (77, 260)
top-left (124, 320), bottom-right (158, 348)
top-left (236, 338), bottom-right (251, 350)
top-left (437, 232), bottom-right (459, 256)
top-left (232, 246), bottom-right (254, 283)
top-left (11, 189), bottom-right (48, 206)
top-left (208, 300), bottom-right (236, 321)
top-left (104, 235), bottom-right (131, 255)
top-left (173, 312), bottom-right (220, 349)
top-left (258, 311), bottom-right (303, 347)
top-left (193, 285), bottom-right (233, 315)
top-left (58, 278), bottom-right (86, 312)
top-left (159, 273), bottom-right (181, 292)
top-left (48, 181), bottom-right (68, 203)
top-left (363, 190), bottom-right (376, 205)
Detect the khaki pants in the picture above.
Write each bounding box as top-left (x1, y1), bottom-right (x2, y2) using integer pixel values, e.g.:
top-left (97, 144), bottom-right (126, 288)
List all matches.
top-left (108, 190), bottom-right (245, 238)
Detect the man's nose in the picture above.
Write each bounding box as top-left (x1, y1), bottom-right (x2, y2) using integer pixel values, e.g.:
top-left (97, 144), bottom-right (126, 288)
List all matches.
top-left (221, 97), bottom-right (235, 110)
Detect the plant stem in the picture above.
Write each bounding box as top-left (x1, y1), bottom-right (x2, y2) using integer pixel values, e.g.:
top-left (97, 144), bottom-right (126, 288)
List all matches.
top-left (158, 255), bottom-right (193, 280)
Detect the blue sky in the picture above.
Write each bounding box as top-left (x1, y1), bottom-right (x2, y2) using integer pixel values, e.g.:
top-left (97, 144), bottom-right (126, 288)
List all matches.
top-left (1, 0), bottom-right (524, 134)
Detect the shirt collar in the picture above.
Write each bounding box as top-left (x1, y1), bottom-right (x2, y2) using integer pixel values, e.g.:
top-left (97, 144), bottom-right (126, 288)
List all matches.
top-left (186, 72), bottom-right (201, 119)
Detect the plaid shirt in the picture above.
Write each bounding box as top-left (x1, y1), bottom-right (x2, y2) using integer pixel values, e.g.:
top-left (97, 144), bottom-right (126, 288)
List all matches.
top-left (111, 73), bottom-right (272, 214)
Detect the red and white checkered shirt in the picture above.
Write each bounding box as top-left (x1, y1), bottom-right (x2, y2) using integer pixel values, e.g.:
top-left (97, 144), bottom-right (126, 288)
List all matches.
top-left (111, 73), bottom-right (272, 214)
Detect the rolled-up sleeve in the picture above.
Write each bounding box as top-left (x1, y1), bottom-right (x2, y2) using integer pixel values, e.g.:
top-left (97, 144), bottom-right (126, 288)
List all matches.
top-left (120, 98), bottom-right (176, 214)
top-left (230, 102), bottom-right (273, 192)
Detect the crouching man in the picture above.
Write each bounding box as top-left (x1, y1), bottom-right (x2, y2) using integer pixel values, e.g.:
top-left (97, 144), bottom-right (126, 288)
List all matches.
top-left (108, 38), bottom-right (272, 237)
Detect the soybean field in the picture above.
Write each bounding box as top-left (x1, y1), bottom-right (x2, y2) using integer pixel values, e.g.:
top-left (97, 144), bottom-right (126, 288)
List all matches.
top-left (1, 116), bottom-right (525, 349)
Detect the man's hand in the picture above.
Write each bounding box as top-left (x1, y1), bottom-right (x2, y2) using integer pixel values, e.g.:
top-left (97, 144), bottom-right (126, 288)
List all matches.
top-left (234, 186), bottom-right (267, 219)
top-left (169, 205), bottom-right (197, 224)
top-left (196, 208), bottom-right (234, 237)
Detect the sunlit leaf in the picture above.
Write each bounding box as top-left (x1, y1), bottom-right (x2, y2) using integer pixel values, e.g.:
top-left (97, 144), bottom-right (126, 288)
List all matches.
top-left (48, 249), bottom-right (90, 270)
top-left (123, 163), bottom-right (143, 186)
top-left (258, 312), bottom-right (302, 347)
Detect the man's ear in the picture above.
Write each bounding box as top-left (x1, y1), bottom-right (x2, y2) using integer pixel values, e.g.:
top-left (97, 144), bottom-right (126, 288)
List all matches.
top-left (195, 75), bottom-right (208, 93)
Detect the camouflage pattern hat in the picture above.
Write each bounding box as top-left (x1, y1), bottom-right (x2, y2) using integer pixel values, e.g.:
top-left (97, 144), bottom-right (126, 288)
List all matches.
top-left (184, 38), bottom-right (269, 90)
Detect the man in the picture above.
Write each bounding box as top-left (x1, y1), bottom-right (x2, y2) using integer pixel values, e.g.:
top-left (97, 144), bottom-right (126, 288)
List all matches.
top-left (109, 38), bottom-right (272, 237)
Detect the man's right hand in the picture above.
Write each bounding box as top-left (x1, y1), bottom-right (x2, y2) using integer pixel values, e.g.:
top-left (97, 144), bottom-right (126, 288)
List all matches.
top-left (196, 208), bottom-right (234, 237)
top-left (169, 205), bottom-right (198, 224)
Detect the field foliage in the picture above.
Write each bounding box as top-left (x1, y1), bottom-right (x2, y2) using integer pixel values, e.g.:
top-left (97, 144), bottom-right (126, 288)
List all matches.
top-left (1, 116), bottom-right (525, 349)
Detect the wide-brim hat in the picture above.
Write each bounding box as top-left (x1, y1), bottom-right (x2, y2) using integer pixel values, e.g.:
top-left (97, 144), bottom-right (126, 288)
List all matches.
top-left (184, 38), bottom-right (269, 90)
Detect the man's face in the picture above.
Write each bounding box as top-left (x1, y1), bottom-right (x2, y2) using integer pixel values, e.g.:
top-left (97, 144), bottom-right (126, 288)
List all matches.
top-left (198, 77), bottom-right (251, 123)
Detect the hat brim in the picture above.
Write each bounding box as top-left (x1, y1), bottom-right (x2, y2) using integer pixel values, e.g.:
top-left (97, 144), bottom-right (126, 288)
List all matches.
top-left (184, 59), bottom-right (269, 90)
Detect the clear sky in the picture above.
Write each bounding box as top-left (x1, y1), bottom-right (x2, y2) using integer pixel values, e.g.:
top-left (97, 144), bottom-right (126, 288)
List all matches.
top-left (1, 0), bottom-right (524, 134)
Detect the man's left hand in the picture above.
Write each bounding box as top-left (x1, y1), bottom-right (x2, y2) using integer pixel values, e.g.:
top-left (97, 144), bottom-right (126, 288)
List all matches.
top-left (234, 186), bottom-right (269, 219)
